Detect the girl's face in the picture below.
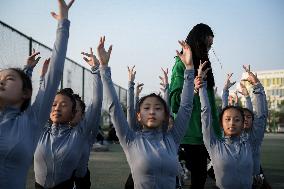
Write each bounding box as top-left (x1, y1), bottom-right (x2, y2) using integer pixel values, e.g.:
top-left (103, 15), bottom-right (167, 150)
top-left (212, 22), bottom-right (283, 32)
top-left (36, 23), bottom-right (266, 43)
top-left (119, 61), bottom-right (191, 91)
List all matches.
top-left (137, 97), bottom-right (166, 129)
top-left (243, 110), bottom-right (253, 130)
top-left (50, 94), bottom-right (74, 124)
top-left (70, 100), bottom-right (83, 126)
top-left (222, 108), bottom-right (244, 136)
top-left (0, 69), bottom-right (28, 109)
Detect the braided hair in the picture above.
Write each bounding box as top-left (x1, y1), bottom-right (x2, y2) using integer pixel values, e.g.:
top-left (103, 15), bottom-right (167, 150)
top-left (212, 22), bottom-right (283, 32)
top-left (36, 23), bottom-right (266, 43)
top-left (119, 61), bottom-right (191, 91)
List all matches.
top-left (73, 93), bottom-right (86, 114)
top-left (184, 23), bottom-right (215, 89)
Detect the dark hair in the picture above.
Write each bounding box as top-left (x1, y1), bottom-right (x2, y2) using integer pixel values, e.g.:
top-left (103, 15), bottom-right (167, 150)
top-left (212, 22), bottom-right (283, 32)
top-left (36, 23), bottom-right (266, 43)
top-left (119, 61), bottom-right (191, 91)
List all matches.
top-left (137, 93), bottom-right (169, 127)
top-left (56, 88), bottom-right (76, 114)
top-left (242, 108), bottom-right (254, 121)
top-left (184, 23), bottom-right (215, 89)
top-left (219, 106), bottom-right (245, 127)
top-left (73, 94), bottom-right (86, 114)
top-left (7, 68), bottom-right (32, 111)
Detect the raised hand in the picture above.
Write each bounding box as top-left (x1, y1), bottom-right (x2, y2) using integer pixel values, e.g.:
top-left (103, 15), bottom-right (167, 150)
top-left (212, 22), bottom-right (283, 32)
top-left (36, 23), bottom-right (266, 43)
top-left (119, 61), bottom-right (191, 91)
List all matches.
top-left (81, 47), bottom-right (100, 67)
top-left (159, 68), bottom-right (168, 92)
top-left (40, 58), bottom-right (50, 77)
top-left (97, 36), bottom-right (112, 67)
top-left (136, 83), bottom-right (144, 98)
top-left (176, 40), bottom-right (193, 69)
top-left (26, 49), bottom-right (41, 69)
top-left (197, 60), bottom-right (210, 79)
top-left (242, 65), bottom-right (259, 85)
top-left (238, 82), bottom-right (249, 97)
top-left (127, 65), bottom-right (136, 82)
top-left (194, 76), bottom-right (203, 92)
top-left (224, 73), bottom-right (236, 90)
top-left (228, 95), bottom-right (234, 106)
top-left (51, 0), bottom-right (75, 20)
top-left (234, 91), bottom-right (239, 104)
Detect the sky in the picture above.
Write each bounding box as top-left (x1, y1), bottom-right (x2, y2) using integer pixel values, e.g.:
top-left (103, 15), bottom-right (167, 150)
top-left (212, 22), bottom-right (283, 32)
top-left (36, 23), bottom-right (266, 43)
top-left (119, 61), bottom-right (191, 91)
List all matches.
top-left (0, 0), bottom-right (284, 96)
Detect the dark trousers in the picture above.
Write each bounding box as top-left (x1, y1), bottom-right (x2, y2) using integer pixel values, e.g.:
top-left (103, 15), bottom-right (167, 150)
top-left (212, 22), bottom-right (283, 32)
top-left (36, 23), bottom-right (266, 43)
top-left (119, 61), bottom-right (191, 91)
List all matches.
top-left (179, 144), bottom-right (208, 189)
top-left (125, 173), bottom-right (134, 189)
top-left (74, 168), bottom-right (91, 189)
top-left (125, 173), bottom-right (182, 189)
top-left (35, 179), bottom-right (74, 189)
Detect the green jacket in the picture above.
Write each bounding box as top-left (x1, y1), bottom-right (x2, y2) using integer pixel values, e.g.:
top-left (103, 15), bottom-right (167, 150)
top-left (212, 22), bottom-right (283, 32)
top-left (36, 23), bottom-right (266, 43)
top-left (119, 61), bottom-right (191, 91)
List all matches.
top-left (170, 57), bottom-right (222, 144)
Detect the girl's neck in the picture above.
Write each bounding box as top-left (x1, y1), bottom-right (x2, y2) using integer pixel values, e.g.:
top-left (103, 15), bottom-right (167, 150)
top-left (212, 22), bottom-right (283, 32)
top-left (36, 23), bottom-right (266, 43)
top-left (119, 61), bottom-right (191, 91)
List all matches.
top-left (53, 122), bottom-right (70, 126)
top-left (225, 133), bottom-right (241, 138)
top-left (0, 102), bottom-right (21, 112)
top-left (142, 125), bottom-right (162, 131)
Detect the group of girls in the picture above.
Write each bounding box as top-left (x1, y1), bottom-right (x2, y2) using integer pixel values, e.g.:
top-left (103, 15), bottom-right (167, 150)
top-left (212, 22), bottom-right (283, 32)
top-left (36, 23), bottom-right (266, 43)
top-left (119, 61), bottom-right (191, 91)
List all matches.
top-left (0, 1), bottom-right (269, 189)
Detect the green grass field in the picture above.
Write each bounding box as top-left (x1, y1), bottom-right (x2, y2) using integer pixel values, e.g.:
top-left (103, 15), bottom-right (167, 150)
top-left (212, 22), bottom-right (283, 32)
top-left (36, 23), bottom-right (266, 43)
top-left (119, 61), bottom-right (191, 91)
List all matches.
top-left (26, 133), bottom-right (284, 189)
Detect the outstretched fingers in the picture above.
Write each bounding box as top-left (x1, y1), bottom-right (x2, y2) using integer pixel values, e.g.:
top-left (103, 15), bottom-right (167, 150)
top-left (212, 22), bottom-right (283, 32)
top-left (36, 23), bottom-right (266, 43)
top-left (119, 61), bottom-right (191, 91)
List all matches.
top-left (67, 0), bottom-right (75, 9)
top-left (197, 60), bottom-right (208, 77)
top-left (243, 64), bottom-right (251, 73)
top-left (227, 73), bottom-right (233, 80)
top-left (51, 0), bottom-right (75, 20)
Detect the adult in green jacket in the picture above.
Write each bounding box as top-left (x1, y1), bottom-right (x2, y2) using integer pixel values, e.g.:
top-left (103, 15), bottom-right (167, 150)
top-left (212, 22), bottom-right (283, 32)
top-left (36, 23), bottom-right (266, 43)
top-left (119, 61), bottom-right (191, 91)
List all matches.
top-left (170, 23), bottom-right (222, 189)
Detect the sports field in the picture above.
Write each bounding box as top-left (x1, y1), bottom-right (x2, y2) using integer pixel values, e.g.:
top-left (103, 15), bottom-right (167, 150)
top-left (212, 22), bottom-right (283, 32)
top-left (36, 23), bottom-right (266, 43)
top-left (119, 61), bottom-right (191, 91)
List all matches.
top-left (26, 133), bottom-right (284, 189)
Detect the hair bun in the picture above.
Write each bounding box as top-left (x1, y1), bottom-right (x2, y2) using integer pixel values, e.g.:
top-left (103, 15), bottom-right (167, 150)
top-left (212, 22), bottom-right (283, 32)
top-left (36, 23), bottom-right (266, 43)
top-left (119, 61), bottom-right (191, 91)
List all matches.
top-left (73, 94), bottom-right (81, 99)
top-left (60, 88), bottom-right (74, 95)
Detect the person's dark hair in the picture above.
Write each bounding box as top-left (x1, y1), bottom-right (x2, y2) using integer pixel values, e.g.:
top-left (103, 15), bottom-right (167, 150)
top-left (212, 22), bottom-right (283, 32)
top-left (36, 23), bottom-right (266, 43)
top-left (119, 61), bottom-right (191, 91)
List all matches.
top-left (73, 94), bottom-right (86, 114)
top-left (219, 106), bottom-right (245, 127)
top-left (137, 93), bottom-right (169, 126)
top-left (7, 68), bottom-right (32, 111)
top-left (242, 108), bottom-right (254, 121)
top-left (184, 23), bottom-right (215, 89)
top-left (56, 88), bottom-right (76, 114)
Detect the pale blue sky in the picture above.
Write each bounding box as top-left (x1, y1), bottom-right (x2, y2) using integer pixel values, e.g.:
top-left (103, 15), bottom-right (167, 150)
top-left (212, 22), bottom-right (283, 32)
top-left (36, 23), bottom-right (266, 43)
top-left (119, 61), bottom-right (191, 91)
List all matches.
top-left (0, 0), bottom-right (283, 95)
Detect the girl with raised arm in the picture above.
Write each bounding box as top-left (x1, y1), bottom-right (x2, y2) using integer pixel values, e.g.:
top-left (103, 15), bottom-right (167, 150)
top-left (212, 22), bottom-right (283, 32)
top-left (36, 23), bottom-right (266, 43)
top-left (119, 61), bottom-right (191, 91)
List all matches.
top-left (72, 48), bottom-right (103, 189)
top-left (98, 36), bottom-right (195, 189)
top-left (198, 64), bottom-right (267, 189)
top-left (34, 45), bottom-right (102, 188)
top-left (0, 1), bottom-right (73, 188)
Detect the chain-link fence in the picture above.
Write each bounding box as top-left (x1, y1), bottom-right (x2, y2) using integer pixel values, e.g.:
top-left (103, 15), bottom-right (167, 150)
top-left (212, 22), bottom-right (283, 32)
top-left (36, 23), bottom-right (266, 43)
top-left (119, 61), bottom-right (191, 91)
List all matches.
top-left (0, 20), bottom-right (127, 126)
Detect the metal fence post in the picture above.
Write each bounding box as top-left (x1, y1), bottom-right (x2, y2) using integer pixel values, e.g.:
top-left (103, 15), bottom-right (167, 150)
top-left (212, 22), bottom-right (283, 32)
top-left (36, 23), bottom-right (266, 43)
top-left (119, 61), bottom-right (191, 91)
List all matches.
top-left (82, 67), bottom-right (85, 101)
top-left (29, 37), bottom-right (32, 56)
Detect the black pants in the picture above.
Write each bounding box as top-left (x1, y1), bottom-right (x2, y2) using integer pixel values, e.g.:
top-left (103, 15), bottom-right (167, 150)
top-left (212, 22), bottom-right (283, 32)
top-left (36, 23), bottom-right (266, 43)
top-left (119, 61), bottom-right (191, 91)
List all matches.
top-left (125, 173), bottom-right (134, 189)
top-left (125, 173), bottom-right (182, 189)
top-left (35, 179), bottom-right (74, 189)
top-left (74, 168), bottom-right (91, 189)
top-left (179, 144), bottom-right (208, 189)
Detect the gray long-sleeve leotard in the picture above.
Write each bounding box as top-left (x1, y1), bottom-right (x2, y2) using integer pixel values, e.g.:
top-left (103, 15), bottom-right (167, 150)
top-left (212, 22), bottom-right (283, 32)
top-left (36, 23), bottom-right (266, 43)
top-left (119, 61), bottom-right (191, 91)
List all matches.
top-left (101, 66), bottom-right (194, 189)
top-left (248, 84), bottom-right (267, 175)
top-left (200, 82), bottom-right (266, 189)
top-left (127, 81), bottom-right (140, 131)
top-left (0, 19), bottom-right (70, 189)
top-left (34, 69), bottom-right (102, 188)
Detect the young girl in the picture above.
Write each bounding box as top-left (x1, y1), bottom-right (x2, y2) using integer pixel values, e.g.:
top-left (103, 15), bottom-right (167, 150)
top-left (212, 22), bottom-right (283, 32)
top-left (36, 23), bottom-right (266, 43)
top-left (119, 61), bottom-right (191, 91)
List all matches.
top-left (97, 36), bottom-right (195, 189)
top-left (126, 65), bottom-right (139, 132)
top-left (199, 64), bottom-right (267, 188)
top-left (34, 47), bottom-right (103, 188)
top-left (222, 67), bottom-right (268, 177)
top-left (71, 94), bottom-right (91, 189)
top-left (221, 73), bottom-right (236, 109)
top-left (72, 48), bottom-right (102, 189)
top-left (125, 67), bottom-right (172, 189)
top-left (0, 1), bottom-right (73, 188)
